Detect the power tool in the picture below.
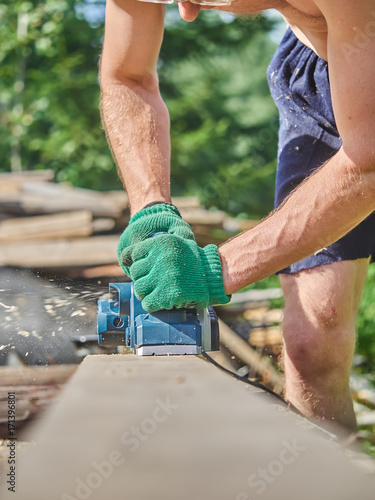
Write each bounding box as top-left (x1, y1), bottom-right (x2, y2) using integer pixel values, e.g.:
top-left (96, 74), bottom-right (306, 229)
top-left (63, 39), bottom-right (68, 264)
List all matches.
top-left (97, 282), bottom-right (220, 356)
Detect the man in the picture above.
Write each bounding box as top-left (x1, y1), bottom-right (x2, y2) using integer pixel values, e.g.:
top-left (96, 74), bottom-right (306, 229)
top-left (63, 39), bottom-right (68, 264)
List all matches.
top-left (100, 0), bottom-right (375, 434)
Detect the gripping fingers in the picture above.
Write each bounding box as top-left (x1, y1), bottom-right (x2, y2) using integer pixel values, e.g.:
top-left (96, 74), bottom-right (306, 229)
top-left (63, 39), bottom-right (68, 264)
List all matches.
top-left (141, 290), bottom-right (165, 312)
top-left (121, 246), bottom-right (134, 267)
top-left (121, 241), bottom-right (152, 268)
top-left (129, 255), bottom-right (152, 281)
top-left (133, 276), bottom-right (155, 301)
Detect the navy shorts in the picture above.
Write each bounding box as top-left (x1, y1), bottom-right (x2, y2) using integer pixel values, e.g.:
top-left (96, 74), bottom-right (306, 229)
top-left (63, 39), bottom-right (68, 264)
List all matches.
top-left (267, 28), bottom-right (375, 274)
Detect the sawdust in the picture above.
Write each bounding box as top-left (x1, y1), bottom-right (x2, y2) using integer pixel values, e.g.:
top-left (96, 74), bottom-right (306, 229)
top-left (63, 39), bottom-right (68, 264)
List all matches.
top-left (0, 302), bottom-right (16, 311)
top-left (17, 331), bottom-right (31, 338)
top-left (0, 270), bottom-right (106, 364)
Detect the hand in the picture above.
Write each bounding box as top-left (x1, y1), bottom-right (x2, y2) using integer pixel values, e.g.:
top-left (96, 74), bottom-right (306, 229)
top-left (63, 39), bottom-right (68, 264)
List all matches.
top-left (117, 203), bottom-right (194, 275)
top-left (121, 234), bottom-right (231, 312)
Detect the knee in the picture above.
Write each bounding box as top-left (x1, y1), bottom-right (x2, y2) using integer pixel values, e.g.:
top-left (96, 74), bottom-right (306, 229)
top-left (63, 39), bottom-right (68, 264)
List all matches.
top-left (283, 295), bottom-right (355, 341)
top-left (284, 280), bottom-right (355, 333)
top-left (279, 262), bottom-right (365, 381)
top-left (282, 309), bottom-right (355, 381)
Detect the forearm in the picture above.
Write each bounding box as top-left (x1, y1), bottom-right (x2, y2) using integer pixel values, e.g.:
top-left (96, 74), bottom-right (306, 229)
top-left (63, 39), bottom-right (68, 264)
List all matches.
top-left (219, 148), bottom-right (375, 294)
top-left (100, 79), bottom-right (172, 215)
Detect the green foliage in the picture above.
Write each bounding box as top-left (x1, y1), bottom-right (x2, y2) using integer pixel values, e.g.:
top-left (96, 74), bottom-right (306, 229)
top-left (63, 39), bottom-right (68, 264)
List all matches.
top-left (160, 10), bottom-right (279, 217)
top-left (360, 440), bottom-right (375, 458)
top-left (0, 2), bottom-right (279, 214)
top-left (356, 264), bottom-right (375, 363)
top-left (0, 0), bottom-right (120, 190)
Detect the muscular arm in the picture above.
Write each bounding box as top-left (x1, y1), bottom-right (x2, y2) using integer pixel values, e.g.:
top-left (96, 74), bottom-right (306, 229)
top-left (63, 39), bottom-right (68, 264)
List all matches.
top-left (219, 0), bottom-right (375, 294)
top-left (100, 0), bottom-right (171, 214)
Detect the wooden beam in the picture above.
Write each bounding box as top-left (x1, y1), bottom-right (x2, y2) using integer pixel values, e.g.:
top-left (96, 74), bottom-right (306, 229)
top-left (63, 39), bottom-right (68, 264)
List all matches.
top-left (0, 183), bottom-right (128, 218)
top-left (0, 366), bottom-right (77, 438)
top-left (172, 196), bottom-right (201, 209)
top-left (228, 289), bottom-right (284, 304)
top-left (10, 354), bottom-right (375, 500)
top-left (218, 319), bottom-right (283, 393)
top-left (0, 385), bottom-right (62, 436)
top-left (0, 170), bottom-right (54, 192)
top-left (0, 365), bottom-right (77, 386)
top-left (0, 211), bottom-right (92, 242)
top-left (178, 207), bottom-right (225, 227)
top-left (0, 235), bottom-right (119, 268)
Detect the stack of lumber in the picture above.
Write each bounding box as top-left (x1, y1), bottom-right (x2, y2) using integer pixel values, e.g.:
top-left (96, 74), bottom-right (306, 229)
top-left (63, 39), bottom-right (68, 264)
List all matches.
top-left (0, 171), bottom-right (257, 275)
top-left (0, 365), bottom-right (77, 438)
top-left (218, 288), bottom-right (284, 357)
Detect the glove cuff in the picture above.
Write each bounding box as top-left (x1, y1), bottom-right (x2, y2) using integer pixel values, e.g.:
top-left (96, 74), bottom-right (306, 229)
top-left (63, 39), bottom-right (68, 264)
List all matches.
top-left (130, 203), bottom-right (181, 224)
top-left (201, 245), bottom-right (231, 306)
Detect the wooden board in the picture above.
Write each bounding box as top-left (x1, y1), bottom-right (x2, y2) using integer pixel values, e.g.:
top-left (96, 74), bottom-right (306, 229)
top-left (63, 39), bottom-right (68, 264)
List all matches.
top-left (0, 365), bottom-right (77, 386)
top-left (172, 196), bottom-right (201, 209)
top-left (0, 235), bottom-right (119, 268)
top-left (7, 354), bottom-right (375, 500)
top-left (0, 183), bottom-right (128, 218)
top-left (0, 171), bottom-right (54, 192)
top-left (0, 211), bottom-right (92, 242)
top-left (0, 366), bottom-right (77, 440)
top-left (178, 207), bottom-right (225, 227)
top-left (0, 385), bottom-right (62, 437)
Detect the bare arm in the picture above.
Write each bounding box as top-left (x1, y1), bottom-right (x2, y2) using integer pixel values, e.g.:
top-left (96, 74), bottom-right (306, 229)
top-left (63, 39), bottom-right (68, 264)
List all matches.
top-left (100, 0), bottom-right (171, 214)
top-left (219, 0), bottom-right (375, 294)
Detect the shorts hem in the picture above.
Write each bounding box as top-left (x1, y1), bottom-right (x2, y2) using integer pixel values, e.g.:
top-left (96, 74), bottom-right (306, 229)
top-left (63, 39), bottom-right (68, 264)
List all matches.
top-left (276, 254), bottom-right (373, 275)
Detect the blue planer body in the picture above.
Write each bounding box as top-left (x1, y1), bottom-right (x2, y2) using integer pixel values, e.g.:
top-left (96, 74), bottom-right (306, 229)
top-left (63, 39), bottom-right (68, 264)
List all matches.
top-left (97, 282), bottom-right (220, 356)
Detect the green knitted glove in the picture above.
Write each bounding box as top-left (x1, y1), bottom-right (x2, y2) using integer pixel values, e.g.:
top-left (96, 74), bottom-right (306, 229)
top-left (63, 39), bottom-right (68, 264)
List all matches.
top-left (121, 234), bottom-right (230, 312)
top-left (117, 203), bottom-right (194, 275)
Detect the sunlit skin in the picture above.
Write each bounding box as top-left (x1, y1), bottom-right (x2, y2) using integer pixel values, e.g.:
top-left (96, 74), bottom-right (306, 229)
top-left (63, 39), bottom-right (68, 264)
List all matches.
top-left (100, 0), bottom-right (375, 433)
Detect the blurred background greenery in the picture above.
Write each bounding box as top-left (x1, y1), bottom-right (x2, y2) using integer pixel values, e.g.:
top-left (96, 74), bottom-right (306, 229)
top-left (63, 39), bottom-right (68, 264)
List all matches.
top-left (0, 0), bottom-right (279, 216)
top-left (1, 0), bottom-right (374, 416)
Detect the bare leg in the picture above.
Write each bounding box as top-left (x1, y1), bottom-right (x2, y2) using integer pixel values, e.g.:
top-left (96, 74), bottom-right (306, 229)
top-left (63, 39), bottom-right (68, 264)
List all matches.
top-left (279, 258), bottom-right (370, 435)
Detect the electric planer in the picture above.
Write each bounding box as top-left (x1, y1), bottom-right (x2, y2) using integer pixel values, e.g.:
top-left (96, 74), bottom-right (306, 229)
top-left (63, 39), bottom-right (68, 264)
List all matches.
top-left (97, 282), bottom-right (220, 356)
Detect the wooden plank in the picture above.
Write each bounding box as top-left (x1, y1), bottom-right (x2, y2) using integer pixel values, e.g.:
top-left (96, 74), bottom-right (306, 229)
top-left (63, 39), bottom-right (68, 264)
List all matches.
top-left (227, 288), bottom-right (284, 304)
top-left (0, 235), bottom-right (119, 268)
top-left (179, 207), bottom-right (225, 227)
top-left (0, 183), bottom-right (128, 218)
top-left (357, 411), bottom-right (375, 426)
top-left (244, 308), bottom-right (283, 325)
top-left (0, 366), bottom-right (77, 438)
top-left (249, 327), bottom-right (283, 347)
top-left (8, 354), bottom-right (375, 500)
top-left (0, 385), bottom-right (62, 435)
top-left (0, 211), bottom-right (92, 242)
top-left (0, 365), bottom-right (77, 386)
top-left (81, 264), bottom-right (126, 278)
top-left (219, 319), bottom-right (283, 393)
top-left (172, 196), bottom-right (201, 209)
top-left (92, 218), bottom-right (116, 234)
top-left (356, 389), bottom-right (375, 409)
top-left (0, 170), bottom-right (54, 192)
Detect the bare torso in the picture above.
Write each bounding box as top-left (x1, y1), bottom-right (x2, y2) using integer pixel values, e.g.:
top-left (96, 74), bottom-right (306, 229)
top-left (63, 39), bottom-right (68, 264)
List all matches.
top-left (276, 1), bottom-right (328, 59)
top-left (202, 0), bottom-right (329, 59)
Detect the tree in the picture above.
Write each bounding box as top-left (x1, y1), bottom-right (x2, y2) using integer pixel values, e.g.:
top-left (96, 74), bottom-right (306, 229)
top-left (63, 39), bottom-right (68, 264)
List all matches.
top-left (160, 9), bottom-right (280, 217)
top-left (0, 0), bottom-right (118, 190)
top-left (0, 2), bottom-right (280, 214)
